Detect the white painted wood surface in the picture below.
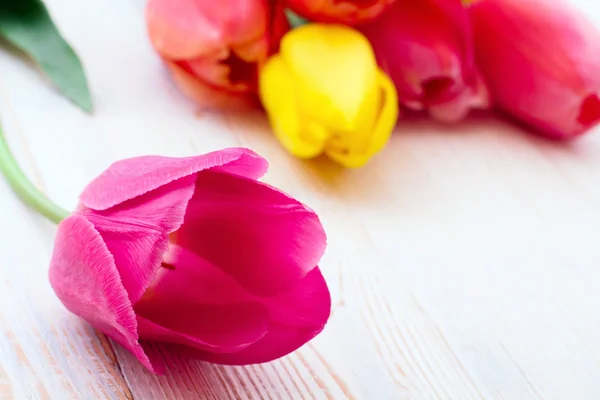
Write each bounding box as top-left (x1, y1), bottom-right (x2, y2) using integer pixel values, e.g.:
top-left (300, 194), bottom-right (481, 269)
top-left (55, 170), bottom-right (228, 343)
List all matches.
top-left (1, 0), bottom-right (600, 398)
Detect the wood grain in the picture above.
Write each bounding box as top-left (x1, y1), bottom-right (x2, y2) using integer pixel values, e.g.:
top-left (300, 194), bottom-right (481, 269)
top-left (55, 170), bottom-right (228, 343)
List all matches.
top-left (0, 79), bottom-right (132, 399)
top-left (0, 0), bottom-right (600, 398)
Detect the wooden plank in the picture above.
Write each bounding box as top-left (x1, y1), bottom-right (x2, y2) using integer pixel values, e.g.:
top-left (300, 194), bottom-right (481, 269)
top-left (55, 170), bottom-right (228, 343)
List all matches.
top-left (0, 79), bottom-right (132, 399)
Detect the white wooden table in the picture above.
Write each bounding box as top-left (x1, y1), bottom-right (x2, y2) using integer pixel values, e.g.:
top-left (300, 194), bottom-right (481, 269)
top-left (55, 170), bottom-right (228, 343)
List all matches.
top-left (2, 0), bottom-right (600, 398)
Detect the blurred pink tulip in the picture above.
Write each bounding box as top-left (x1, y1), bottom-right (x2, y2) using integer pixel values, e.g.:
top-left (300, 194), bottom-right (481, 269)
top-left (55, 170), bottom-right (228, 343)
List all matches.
top-left (49, 148), bottom-right (330, 372)
top-left (469, 0), bottom-right (600, 139)
top-left (285, 0), bottom-right (396, 25)
top-left (146, 0), bottom-right (288, 110)
top-left (359, 0), bottom-right (489, 122)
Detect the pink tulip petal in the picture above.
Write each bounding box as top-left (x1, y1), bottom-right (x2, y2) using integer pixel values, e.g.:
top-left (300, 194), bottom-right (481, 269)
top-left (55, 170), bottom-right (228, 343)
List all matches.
top-left (261, 267), bottom-right (331, 329)
top-left (135, 303), bottom-right (269, 353)
top-left (77, 150), bottom-right (267, 305)
top-left (360, 0), bottom-right (475, 108)
top-left (86, 174), bottom-right (198, 233)
top-left (48, 215), bottom-right (156, 372)
top-left (470, 0), bottom-right (600, 138)
top-left (90, 225), bottom-right (168, 306)
top-left (174, 170), bottom-right (326, 296)
top-left (192, 323), bottom-right (318, 365)
top-left (171, 268), bottom-right (330, 365)
top-left (155, 245), bottom-right (330, 327)
top-left (157, 245), bottom-right (257, 305)
top-left (578, 94), bottom-right (600, 126)
top-left (144, 246), bottom-right (330, 364)
top-left (138, 317), bottom-right (211, 350)
top-left (134, 246), bottom-right (327, 360)
top-left (429, 72), bottom-right (491, 122)
top-left (80, 148), bottom-right (268, 211)
top-left (80, 175), bottom-right (197, 304)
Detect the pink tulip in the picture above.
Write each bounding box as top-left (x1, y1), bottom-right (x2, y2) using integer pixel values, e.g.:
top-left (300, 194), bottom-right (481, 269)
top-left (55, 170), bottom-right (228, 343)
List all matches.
top-left (359, 0), bottom-right (489, 122)
top-left (48, 148), bottom-right (330, 372)
top-left (469, 0), bottom-right (600, 139)
top-left (146, 0), bottom-right (288, 110)
top-left (285, 0), bottom-right (396, 25)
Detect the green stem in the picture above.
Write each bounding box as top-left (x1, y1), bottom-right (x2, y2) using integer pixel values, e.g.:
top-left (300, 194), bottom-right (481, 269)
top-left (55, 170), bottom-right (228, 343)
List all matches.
top-left (0, 124), bottom-right (69, 224)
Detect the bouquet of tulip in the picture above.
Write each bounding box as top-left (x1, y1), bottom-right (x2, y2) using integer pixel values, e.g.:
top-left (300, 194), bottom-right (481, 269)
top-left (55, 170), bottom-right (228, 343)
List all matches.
top-left (147, 0), bottom-right (600, 168)
top-left (1, 0), bottom-right (599, 375)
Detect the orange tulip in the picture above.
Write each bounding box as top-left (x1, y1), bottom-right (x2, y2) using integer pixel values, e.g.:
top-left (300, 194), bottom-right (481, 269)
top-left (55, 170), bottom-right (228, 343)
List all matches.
top-left (146, 0), bottom-right (288, 110)
top-left (285, 0), bottom-right (396, 25)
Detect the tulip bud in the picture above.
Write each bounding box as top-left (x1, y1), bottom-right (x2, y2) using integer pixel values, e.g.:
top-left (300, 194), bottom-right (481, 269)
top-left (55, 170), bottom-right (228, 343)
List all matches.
top-left (469, 0), bottom-right (600, 139)
top-left (146, 0), bottom-right (288, 110)
top-left (49, 148), bottom-right (330, 371)
top-left (259, 24), bottom-right (398, 168)
top-left (285, 0), bottom-right (396, 25)
top-left (359, 0), bottom-right (489, 122)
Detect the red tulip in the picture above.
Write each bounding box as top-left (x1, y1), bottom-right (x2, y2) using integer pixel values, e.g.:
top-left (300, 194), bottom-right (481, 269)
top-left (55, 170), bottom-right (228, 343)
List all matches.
top-left (285, 0), bottom-right (396, 25)
top-left (359, 0), bottom-right (489, 122)
top-left (49, 148), bottom-right (330, 371)
top-left (146, 0), bottom-right (288, 110)
top-left (469, 0), bottom-right (600, 139)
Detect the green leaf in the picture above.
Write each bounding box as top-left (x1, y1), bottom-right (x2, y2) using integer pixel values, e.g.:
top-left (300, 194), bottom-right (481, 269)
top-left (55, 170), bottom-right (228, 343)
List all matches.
top-left (285, 9), bottom-right (310, 29)
top-left (0, 0), bottom-right (93, 112)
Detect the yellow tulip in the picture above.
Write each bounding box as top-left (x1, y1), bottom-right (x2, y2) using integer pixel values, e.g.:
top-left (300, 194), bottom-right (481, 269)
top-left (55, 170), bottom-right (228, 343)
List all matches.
top-left (259, 24), bottom-right (398, 168)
